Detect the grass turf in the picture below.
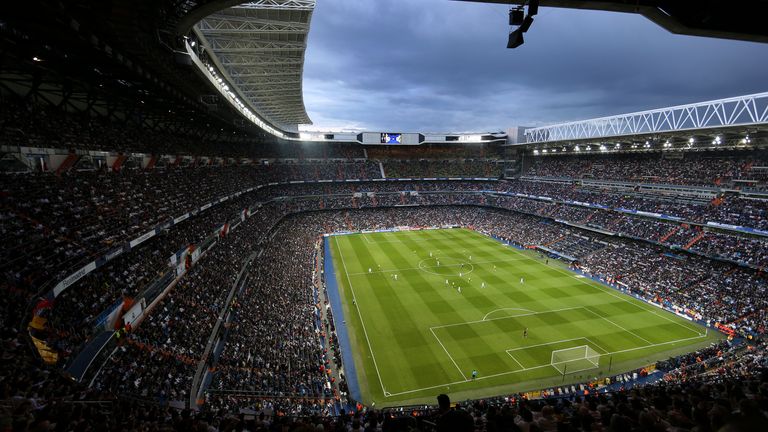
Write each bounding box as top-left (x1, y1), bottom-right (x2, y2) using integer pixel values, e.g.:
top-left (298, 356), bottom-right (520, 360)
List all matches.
top-left (328, 228), bottom-right (724, 406)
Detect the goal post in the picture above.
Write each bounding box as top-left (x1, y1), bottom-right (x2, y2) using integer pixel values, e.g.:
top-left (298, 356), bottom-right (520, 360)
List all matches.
top-left (550, 345), bottom-right (600, 375)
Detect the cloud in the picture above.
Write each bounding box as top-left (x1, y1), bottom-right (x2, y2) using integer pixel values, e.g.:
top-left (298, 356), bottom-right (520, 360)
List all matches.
top-left (300, 0), bottom-right (768, 132)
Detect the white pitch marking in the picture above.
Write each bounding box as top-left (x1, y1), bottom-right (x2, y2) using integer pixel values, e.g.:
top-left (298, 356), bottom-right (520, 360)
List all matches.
top-left (508, 353), bottom-right (526, 370)
top-left (482, 308), bottom-right (536, 321)
top-left (430, 328), bottom-right (468, 381)
top-left (431, 306), bottom-right (584, 330)
top-left (505, 337), bottom-right (592, 353)
top-left (384, 331), bottom-right (709, 397)
top-left (582, 306), bottom-right (654, 346)
top-left (334, 236), bottom-right (388, 396)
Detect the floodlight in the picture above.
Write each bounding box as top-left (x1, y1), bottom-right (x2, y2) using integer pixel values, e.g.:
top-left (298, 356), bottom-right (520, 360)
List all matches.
top-left (509, 8), bottom-right (524, 26)
top-left (507, 28), bottom-right (524, 48)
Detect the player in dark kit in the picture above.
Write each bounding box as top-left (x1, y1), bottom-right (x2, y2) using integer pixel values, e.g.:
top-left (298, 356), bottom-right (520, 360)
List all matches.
top-left (523, 327), bottom-right (528, 338)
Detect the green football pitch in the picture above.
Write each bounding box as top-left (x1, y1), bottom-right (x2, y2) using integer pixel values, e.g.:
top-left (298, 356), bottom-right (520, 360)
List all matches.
top-left (328, 228), bottom-right (723, 406)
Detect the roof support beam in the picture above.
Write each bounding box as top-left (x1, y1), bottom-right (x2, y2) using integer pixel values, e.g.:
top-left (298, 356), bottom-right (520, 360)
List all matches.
top-left (525, 92), bottom-right (768, 144)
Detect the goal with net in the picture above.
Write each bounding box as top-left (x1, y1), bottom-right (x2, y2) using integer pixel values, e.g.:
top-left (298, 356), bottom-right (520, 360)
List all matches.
top-left (550, 345), bottom-right (600, 375)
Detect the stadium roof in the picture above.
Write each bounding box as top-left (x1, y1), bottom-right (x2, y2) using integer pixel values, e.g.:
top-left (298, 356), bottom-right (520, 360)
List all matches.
top-left (193, 0), bottom-right (314, 131)
top-left (523, 92), bottom-right (768, 145)
top-left (513, 92), bottom-right (768, 154)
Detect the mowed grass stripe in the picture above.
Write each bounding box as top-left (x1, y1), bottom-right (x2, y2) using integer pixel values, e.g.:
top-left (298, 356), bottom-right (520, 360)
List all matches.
top-left (344, 235), bottom-right (445, 392)
top-left (420, 234), bottom-right (559, 314)
top-left (330, 228), bottom-right (723, 406)
top-left (376, 243), bottom-right (479, 381)
top-left (376, 233), bottom-right (492, 384)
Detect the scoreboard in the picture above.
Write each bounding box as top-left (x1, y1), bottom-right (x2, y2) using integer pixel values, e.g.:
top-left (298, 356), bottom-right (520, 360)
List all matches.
top-left (298, 131), bottom-right (507, 145)
top-left (360, 132), bottom-right (421, 145)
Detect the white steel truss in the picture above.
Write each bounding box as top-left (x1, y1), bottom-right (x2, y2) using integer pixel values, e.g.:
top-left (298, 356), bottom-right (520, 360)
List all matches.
top-left (217, 55), bottom-right (304, 66)
top-left (237, 0), bottom-right (315, 10)
top-left (194, 0), bottom-right (315, 128)
top-left (196, 17), bottom-right (309, 34)
top-left (525, 92), bottom-right (768, 144)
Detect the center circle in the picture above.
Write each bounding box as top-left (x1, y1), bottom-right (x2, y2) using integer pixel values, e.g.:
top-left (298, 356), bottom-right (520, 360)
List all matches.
top-left (418, 257), bottom-right (474, 276)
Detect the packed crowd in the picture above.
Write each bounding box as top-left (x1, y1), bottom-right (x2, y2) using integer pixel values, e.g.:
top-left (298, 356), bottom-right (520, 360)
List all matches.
top-left (206, 216), bottom-right (334, 416)
top-left (525, 152), bottom-right (768, 189)
top-left (1, 164), bottom-right (381, 301)
top-left (44, 196), bottom-right (265, 356)
top-left (91, 203), bottom-right (283, 403)
top-left (485, 191), bottom-right (768, 268)
top-left (367, 143), bottom-right (503, 160)
top-left (578, 241), bottom-right (767, 334)
top-left (495, 179), bottom-right (768, 231)
top-left (0, 97), bottom-right (368, 159)
top-left (382, 160), bottom-right (503, 178)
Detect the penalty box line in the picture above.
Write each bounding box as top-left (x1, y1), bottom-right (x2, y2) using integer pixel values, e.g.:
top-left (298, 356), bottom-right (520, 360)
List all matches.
top-left (504, 332), bottom-right (709, 372)
top-left (385, 331), bottom-right (708, 398)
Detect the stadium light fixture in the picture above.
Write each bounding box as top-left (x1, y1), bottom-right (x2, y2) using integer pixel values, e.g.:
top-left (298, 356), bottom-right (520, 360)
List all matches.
top-left (586, 146), bottom-right (592, 151)
top-left (32, 56), bottom-right (42, 62)
top-left (533, 149), bottom-right (539, 155)
top-left (574, 145), bottom-right (580, 152)
top-left (688, 137), bottom-right (695, 144)
top-left (509, 7), bottom-right (524, 26)
top-left (507, 28), bottom-right (524, 48)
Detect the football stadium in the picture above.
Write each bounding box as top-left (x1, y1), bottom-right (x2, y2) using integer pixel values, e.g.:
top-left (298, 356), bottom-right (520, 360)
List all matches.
top-left (1, 0), bottom-right (768, 430)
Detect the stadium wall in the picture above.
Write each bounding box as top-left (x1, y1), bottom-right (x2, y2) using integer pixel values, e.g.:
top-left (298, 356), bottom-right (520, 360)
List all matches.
top-left (322, 237), bottom-right (363, 404)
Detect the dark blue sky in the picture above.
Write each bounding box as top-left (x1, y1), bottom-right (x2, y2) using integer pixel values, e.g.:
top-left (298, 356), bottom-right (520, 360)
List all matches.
top-left (300, 0), bottom-right (768, 133)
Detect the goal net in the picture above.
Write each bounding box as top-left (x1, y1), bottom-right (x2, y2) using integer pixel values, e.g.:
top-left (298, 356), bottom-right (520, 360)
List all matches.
top-left (550, 345), bottom-right (600, 375)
